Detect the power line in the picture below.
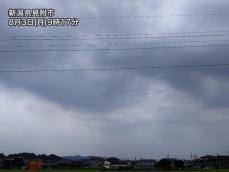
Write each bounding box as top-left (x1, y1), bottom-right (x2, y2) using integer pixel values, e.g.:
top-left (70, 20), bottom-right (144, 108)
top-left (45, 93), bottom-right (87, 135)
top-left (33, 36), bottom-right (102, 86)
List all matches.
top-left (0, 63), bottom-right (229, 73)
top-left (0, 44), bottom-right (229, 53)
top-left (1, 39), bottom-right (229, 48)
top-left (2, 30), bottom-right (229, 38)
top-left (0, 44), bottom-right (80, 48)
top-left (1, 34), bottom-right (229, 41)
top-left (77, 13), bottom-right (229, 19)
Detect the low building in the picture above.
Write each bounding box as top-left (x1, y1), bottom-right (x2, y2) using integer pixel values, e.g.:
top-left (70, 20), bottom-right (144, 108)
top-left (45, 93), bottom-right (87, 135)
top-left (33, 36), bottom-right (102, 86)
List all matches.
top-left (185, 155), bottom-right (229, 169)
top-left (43, 160), bottom-right (58, 168)
top-left (158, 158), bottom-right (184, 169)
top-left (104, 157), bottom-right (131, 170)
top-left (216, 156), bottom-right (229, 169)
top-left (134, 159), bottom-right (156, 169)
top-left (184, 160), bottom-right (192, 169)
top-left (29, 159), bottom-right (43, 170)
top-left (57, 160), bottom-right (73, 169)
top-left (0, 159), bottom-right (3, 169)
top-left (14, 157), bottom-right (26, 169)
top-left (200, 155), bottom-right (216, 169)
top-left (83, 156), bottom-right (104, 168)
top-left (3, 158), bottom-right (15, 169)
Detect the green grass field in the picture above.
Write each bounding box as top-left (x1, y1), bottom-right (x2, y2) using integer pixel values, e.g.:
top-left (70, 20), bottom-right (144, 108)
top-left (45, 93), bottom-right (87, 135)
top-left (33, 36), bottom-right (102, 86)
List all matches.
top-left (0, 169), bottom-right (229, 172)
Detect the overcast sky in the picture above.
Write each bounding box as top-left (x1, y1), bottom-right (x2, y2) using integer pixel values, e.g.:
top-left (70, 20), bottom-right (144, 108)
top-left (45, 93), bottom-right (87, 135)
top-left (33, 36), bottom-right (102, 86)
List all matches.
top-left (0, 0), bottom-right (229, 159)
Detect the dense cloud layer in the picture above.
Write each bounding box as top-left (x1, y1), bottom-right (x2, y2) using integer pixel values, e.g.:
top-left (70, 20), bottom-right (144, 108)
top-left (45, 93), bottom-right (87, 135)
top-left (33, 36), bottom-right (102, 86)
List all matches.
top-left (0, 0), bottom-right (229, 159)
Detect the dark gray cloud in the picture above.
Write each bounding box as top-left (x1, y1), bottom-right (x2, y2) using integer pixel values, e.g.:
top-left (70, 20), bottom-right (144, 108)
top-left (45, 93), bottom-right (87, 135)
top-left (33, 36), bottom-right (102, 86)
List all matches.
top-left (0, 0), bottom-right (229, 158)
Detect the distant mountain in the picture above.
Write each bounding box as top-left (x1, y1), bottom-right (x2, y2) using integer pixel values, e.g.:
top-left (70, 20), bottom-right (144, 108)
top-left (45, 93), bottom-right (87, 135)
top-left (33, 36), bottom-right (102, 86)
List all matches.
top-left (62, 155), bottom-right (89, 161)
top-left (7, 152), bottom-right (62, 161)
top-left (38, 154), bottom-right (63, 161)
top-left (8, 153), bottom-right (36, 159)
